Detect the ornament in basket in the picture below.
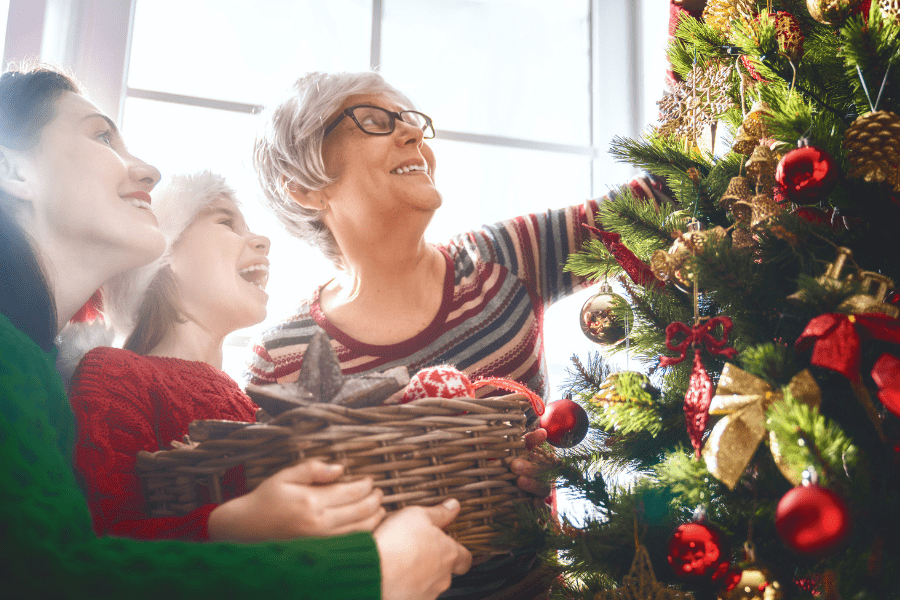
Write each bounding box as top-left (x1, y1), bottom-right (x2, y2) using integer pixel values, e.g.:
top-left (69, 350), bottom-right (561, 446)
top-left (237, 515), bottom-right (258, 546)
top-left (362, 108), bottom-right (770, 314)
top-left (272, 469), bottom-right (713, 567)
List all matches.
top-left (137, 330), bottom-right (545, 555)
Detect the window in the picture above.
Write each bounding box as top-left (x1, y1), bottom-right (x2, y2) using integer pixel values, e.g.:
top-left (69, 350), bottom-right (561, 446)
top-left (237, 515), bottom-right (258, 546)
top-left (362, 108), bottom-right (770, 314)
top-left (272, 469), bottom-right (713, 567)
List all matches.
top-left (3, 0), bottom-right (671, 396)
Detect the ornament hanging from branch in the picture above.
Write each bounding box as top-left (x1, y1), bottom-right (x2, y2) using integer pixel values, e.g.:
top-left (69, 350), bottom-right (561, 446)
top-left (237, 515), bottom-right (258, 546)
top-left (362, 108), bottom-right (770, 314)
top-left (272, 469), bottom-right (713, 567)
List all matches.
top-left (703, 0), bottom-right (755, 34)
top-left (658, 60), bottom-right (736, 147)
top-left (807, 0), bottom-right (864, 25)
top-left (775, 141), bottom-right (840, 205)
top-left (579, 281), bottom-right (632, 346)
top-left (660, 317), bottom-right (738, 456)
top-left (667, 507), bottom-right (732, 582)
top-left (775, 471), bottom-right (851, 557)
top-left (651, 222), bottom-right (728, 292)
top-left (844, 110), bottom-right (900, 191)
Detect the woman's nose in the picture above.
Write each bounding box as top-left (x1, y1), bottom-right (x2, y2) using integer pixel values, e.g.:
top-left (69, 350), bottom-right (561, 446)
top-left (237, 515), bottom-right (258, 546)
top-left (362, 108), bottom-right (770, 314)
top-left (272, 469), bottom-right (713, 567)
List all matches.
top-left (128, 154), bottom-right (162, 190)
top-left (249, 233), bottom-right (271, 255)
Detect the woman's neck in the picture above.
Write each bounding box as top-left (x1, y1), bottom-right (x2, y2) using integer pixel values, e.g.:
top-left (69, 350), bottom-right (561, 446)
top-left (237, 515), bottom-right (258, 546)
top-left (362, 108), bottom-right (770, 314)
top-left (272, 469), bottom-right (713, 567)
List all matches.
top-left (147, 319), bottom-right (226, 369)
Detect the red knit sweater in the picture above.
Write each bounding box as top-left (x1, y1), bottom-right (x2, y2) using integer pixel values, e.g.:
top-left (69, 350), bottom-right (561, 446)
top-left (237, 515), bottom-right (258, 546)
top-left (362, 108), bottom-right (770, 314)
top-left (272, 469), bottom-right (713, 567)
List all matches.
top-left (68, 346), bottom-right (258, 541)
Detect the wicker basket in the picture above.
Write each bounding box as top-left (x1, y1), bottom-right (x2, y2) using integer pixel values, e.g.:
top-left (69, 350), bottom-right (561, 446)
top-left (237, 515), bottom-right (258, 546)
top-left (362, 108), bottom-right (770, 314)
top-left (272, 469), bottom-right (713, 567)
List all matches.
top-left (136, 393), bottom-right (535, 555)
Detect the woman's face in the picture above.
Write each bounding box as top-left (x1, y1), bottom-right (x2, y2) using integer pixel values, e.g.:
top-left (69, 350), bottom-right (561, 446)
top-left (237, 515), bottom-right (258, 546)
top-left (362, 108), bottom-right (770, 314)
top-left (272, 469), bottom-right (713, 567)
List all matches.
top-left (318, 93), bottom-right (441, 233)
top-left (167, 196), bottom-right (271, 336)
top-left (12, 91), bottom-right (165, 272)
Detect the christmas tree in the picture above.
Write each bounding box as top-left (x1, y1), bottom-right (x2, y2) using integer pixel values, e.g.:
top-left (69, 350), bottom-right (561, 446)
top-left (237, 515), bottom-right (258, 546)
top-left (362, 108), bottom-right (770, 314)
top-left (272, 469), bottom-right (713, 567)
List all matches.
top-left (542, 2), bottom-right (900, 599)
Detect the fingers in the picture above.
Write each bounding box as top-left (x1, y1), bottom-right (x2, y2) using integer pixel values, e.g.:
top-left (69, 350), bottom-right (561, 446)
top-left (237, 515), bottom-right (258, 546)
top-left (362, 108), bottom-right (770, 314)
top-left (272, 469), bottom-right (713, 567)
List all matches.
top-left (511, 458), bottom-right (551, 498)
top-left (524, 428), bottom-right (547, 450)
top-left (317, 489), bottom-right (386, 534)
top-left (422, 498), bottom-right (462, 529)
top-left (309, 476), bottom-right (377, 507)
top-left (278, 459), bottom-right (345, 485)
top-left (450, 541), bottom-right (473, 575)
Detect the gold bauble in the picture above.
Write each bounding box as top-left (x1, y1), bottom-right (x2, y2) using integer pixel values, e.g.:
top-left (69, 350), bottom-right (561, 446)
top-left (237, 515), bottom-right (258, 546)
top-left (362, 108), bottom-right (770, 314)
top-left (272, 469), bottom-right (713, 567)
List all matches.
top-left (719, 564), bottom-right (784, 600)
top-left (843, 110), bottom-right (900, 190)
top-left (579, 283), bottom-right (631, 346)
top-left (650, 223), bottom-right (727, 290)
top-left (807, 0), bottom-right (863, 24)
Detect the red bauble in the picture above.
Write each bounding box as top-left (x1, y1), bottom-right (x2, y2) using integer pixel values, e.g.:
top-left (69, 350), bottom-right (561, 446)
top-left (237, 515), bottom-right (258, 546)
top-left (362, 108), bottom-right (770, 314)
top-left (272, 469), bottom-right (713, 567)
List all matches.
top-left (402, 365), bottom-right (475, 403)
top-left (540, 398), bottom-right (589, 448)
top-left (775, 484), bottom-right (850, 556)
top-left (776, 146), bottom-right (839, 205)
top-left (667, 522), bottom-right (731, 580)
top-left (790, 206), bottom-right (830, 225)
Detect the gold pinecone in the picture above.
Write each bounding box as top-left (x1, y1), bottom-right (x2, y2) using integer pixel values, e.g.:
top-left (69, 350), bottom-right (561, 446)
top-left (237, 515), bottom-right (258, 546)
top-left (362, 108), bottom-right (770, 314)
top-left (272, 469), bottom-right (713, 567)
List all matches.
top-left (844, 110), bottom-right (900, 189)
top-left (703, 0), bottom-right (755, 33)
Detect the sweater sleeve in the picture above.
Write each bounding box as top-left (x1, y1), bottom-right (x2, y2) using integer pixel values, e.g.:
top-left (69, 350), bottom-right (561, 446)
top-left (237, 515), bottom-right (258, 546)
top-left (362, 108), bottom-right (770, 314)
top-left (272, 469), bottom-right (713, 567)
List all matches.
top-left (69, 348), bottom-right (217, 541)
top-left (1, 316), bottom-right (381, 599)
top-left (462, 198), bottom-right (601, 307)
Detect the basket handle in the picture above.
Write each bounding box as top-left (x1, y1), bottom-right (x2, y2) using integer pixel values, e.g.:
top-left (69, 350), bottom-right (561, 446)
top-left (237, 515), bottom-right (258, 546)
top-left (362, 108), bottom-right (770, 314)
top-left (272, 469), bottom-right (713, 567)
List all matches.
top-left (470, 378), bottom-right (545, 416)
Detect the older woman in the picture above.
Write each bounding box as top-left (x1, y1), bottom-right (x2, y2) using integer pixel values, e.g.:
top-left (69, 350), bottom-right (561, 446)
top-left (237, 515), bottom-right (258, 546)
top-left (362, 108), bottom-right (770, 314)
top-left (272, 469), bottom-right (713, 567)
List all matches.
top-left (0, 64), bottom-right (468, 600)
top-left (248, 70), bottom-right (613, 599)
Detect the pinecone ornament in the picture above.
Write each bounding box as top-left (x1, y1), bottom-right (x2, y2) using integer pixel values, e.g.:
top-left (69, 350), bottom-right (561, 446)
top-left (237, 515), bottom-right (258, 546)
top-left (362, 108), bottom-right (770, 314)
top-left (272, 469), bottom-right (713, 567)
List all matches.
top-left (844, 110), bottom-right (900, 190)
top-left (703, 0), bottom-right (755, 33)
top-left (807, 0), bottom-right (864, 24)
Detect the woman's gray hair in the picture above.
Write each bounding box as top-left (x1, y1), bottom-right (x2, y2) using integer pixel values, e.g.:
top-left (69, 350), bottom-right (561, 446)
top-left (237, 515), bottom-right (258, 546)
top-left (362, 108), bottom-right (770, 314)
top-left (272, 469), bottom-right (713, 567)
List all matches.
top-left (253, 71), bottom-right (415, 268)
top-left (103, 170), bottom-right (240, 334)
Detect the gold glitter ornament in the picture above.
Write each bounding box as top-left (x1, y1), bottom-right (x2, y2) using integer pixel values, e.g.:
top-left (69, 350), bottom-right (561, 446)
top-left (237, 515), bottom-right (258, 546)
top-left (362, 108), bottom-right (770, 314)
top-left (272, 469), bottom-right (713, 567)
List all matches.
top-left (702, 364), bottom-right (822, 489)
top-left (843, 110), bottom-right (900, 190)
top-left (745, 145), bottom-right (779, 194)
top-left (594, 545), bottom-right (695, 600)
top-left (807, 0), bottom-right (863, 25)
top-left (720, 176), bottom-right (754, 210)
top-left (878, 0), bottom-right (900, 21)
top-left (658, 61), bottom-right (736, 145)
top-left (732, 104), bottom-right (772, 155)
top-left (651, 223), bottom-right (728, 291)
top-left (702, 0), bottom-right (755, 33)
top-left (749, 193), bottom-right (782, 228)
top-left (719, 563), bottom-right (784, 600)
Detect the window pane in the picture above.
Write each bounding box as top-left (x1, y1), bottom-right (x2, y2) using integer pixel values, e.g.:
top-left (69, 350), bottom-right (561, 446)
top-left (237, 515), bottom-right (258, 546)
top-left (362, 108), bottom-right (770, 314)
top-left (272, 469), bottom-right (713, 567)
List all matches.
top-left (423, 139), bottom-right (591, 242)
top-left (128, 0), bottom-right (371, 105)
top-left (381, 0), bottom-right (589, 146)
top-left (121, 97), bottom-right (337, 334)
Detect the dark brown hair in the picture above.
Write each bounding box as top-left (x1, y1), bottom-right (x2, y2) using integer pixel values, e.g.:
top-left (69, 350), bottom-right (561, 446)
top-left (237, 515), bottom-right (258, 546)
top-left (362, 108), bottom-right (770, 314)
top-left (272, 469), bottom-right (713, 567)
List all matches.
top-left (0, 64), bottom-right (82, 350)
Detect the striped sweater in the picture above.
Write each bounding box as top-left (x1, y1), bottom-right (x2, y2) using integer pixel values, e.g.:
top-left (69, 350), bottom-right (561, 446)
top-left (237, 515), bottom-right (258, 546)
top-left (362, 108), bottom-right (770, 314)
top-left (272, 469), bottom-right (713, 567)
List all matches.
top-left (246, 198), bottom-right (601, 398)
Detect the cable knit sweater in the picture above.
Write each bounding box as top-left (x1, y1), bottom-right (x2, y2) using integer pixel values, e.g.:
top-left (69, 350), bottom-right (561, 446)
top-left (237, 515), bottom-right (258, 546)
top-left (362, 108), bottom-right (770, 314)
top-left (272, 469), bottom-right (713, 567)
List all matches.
top-left (68, 346), bottom-right (258, 540)
top-left (0, 314), bottom-right (380, 599)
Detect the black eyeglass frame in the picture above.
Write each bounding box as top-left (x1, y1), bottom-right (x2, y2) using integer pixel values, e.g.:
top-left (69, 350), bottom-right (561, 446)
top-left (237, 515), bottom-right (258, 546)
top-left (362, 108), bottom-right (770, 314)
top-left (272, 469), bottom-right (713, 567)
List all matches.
top-left (322, 105), bottom-right (435, 139)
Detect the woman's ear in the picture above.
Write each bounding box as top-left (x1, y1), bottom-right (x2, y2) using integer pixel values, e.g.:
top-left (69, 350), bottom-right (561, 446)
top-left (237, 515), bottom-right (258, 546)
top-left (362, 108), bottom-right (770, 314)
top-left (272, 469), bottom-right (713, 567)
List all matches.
top-left (281, 176), bottom-right (328, 211)
top-left (0, 147), bottom-right (35, 203)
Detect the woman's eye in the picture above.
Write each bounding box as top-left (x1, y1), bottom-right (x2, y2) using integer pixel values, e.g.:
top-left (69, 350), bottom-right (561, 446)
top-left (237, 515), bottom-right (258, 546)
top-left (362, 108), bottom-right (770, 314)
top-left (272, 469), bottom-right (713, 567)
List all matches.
top-left (219, 219), bottom-right (235, 229)
top-left (97, 131), bottom-right (112, 146)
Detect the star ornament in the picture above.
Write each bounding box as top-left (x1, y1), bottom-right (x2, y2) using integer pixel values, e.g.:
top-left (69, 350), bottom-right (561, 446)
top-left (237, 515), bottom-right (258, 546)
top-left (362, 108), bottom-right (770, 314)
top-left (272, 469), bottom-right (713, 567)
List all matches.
top-left (595, 545), bottom-right (694, 600)
top-left (246, 328), bottom-right (409, 415)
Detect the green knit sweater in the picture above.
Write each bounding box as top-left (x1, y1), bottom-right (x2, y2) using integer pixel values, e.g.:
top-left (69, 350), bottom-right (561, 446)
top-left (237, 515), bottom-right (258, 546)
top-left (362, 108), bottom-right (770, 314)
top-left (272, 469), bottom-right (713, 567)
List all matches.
top-left (0, 314), bottom-right (381, 599)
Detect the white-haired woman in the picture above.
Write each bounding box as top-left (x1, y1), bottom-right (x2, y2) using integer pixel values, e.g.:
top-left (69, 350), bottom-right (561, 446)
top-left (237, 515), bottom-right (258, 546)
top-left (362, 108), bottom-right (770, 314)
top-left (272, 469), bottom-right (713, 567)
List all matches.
top-left (247, 70), bottom-right (633, 600)
top-left (66, 171), bottom-right (471, 599)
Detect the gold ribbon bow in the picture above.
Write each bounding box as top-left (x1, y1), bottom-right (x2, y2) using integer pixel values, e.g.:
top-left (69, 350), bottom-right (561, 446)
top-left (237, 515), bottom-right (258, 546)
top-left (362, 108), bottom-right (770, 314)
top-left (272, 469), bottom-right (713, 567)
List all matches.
top-left (701, 364), bottom-right (821, 489)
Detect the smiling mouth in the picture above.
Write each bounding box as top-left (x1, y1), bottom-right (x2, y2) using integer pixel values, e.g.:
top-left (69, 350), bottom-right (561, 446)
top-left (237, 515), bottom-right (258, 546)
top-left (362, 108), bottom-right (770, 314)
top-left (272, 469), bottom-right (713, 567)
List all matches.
top-left (239, 264), bottom-right (269, 290)
top-left (390, 164), bottom-right (428, 175)
top-left (124, 197), bottom-right (152, 211)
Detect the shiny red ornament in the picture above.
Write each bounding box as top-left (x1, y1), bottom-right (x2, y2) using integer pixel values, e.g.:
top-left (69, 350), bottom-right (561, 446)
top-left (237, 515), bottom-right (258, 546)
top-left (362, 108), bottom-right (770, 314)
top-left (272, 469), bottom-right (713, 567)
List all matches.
top-left (540, 398), bottom-right (589, 448)
top-left (776, 484), bottom-right (850, 556)
top-left (776, 146), bottom-right (839, 205)
top-left (667, 522), bottom-right (731, 580)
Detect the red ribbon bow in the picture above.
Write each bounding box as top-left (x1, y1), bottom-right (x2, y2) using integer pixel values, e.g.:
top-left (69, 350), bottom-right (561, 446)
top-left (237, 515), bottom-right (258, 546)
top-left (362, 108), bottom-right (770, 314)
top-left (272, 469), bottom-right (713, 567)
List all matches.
top-left (659, 316), bottom-right (738, 368)
top-left (795, 313), bottom-right (900, 382)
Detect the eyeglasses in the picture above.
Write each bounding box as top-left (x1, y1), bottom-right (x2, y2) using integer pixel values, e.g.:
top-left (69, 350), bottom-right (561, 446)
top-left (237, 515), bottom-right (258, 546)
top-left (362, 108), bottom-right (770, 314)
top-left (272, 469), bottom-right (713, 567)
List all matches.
top-left (323, 105), bottom-right (435, 139)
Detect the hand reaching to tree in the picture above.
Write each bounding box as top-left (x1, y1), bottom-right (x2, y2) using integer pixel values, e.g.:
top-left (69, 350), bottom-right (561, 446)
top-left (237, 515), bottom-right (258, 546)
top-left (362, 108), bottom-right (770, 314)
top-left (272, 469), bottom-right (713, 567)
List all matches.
top-left (207, 459), bottom-right (385, 541)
